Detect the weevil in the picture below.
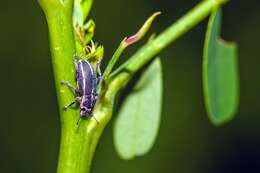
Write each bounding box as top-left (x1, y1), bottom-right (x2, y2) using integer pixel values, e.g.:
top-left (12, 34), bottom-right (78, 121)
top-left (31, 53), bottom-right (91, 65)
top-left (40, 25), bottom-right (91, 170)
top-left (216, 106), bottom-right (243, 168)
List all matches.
top-left (61, 54), bottom-right (101, 124)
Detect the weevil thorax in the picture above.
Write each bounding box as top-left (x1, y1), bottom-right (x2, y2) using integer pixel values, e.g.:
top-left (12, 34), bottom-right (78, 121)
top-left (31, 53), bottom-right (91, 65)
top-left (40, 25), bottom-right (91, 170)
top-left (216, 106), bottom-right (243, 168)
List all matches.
top-left (76, 59), bottom-right (97, 117)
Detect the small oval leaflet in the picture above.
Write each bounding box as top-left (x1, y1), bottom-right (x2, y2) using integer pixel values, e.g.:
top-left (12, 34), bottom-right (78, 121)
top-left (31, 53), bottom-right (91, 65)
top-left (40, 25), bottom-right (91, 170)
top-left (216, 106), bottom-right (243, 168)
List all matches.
top-left (114, 58), bottom-right (163, 159)
top-left (203, 8), bottom-right (239, 125)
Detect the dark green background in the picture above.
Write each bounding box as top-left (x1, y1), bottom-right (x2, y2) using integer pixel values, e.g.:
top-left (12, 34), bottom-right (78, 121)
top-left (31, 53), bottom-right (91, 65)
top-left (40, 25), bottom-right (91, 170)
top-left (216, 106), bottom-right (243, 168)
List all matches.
top-left (1, 0), bottom-right (260, 172)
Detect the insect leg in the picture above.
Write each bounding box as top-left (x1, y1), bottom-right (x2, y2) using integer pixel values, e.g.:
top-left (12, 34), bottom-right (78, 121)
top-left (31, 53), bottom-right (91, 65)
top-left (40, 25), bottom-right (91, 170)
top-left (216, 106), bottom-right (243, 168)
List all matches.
top-left (64, 97), bottom-right (81, 110)
top-left (61, 80), bottom-right (79, 94)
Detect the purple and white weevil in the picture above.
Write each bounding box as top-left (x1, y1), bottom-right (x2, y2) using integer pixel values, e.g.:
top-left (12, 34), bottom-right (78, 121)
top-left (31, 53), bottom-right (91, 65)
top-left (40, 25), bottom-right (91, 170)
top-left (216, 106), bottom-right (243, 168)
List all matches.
top-left (61, 53), bottom-right (101, 124)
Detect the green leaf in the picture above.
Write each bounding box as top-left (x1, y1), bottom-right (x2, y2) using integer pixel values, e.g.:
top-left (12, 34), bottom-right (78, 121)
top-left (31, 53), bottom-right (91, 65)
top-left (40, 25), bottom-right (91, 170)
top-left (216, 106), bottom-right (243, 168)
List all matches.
top-left (114, 58), bottom-right (163, 159)
top-left (73, 0), bottom-right (93, 27)
top-left (73, 0), bottom-right (84, 27)
top-left (82, 0), bottom-right (93, 20)
top-left (203, 8), bottom-right (239, 125)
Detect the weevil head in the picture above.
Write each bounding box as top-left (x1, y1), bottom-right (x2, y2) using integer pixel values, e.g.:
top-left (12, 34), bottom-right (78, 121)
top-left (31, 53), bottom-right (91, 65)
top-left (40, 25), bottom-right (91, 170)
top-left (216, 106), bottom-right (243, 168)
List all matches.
top-left (80, 95), bottom-right (95, 117)
top-left (80, 106), bottom-right (92, 117)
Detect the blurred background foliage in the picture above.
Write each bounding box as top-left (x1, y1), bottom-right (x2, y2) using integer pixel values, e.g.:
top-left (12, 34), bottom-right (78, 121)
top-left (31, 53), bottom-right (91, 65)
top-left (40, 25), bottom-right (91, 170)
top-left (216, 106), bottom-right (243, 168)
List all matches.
top-left (0, 0), bottom-right (260, 172)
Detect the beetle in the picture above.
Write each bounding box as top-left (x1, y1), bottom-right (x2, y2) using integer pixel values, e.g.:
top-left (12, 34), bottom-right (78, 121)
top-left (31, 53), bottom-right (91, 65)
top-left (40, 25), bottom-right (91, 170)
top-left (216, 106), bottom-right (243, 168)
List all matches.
top-left (61, 54), bottom-right (101, 123)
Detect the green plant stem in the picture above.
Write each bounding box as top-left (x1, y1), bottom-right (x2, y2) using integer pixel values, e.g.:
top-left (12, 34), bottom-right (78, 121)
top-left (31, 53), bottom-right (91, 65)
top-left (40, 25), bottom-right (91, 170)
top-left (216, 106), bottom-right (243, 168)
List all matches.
top-left (39, 0), bottom-right (228, 173)
top-left (111, 0), bottom-right (228, 82)
top-left (103, 12), bottom-right (161, 80)
top-left (102, 38), bottom-right (127, 80)
top-left (39, 1), bottom-right (109, 173)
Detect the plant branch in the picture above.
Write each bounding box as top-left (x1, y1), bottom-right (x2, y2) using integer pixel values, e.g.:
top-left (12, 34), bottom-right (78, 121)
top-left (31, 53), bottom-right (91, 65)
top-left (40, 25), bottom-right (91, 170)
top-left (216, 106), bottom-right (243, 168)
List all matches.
top-left (38, 1), bottom-right (99, 173)
top-left (102, 12), bottom-right (161, 80)
top-left (39, 0), bottom-right (116, 172)
top-left (110, 0), bottom-right (228, 92)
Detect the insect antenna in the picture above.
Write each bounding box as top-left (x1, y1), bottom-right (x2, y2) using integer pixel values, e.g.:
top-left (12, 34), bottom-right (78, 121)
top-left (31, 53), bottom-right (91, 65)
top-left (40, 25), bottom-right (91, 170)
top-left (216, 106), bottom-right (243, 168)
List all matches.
top-left (74, 117), bottom-right (82, 132)
top-left (76, 116), bottom-right (82, 125)
top-left (92, 115), bottom-right (99, 124)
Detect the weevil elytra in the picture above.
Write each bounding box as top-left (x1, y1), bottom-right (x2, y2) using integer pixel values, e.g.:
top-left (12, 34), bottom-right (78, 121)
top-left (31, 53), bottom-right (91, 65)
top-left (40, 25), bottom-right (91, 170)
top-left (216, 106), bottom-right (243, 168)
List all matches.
top-left (61, 54), bottom-right (101, 124)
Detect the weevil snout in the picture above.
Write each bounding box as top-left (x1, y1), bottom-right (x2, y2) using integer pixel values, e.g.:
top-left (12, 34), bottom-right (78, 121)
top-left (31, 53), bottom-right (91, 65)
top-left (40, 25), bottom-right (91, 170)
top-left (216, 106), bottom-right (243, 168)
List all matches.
top-left (80, 107), bottom-right (92, 117)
